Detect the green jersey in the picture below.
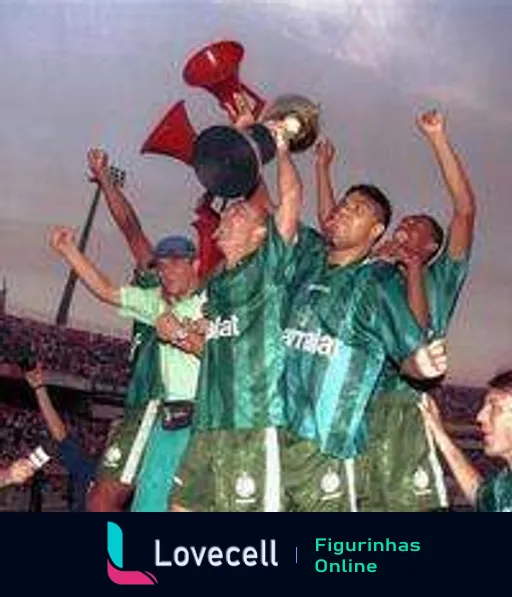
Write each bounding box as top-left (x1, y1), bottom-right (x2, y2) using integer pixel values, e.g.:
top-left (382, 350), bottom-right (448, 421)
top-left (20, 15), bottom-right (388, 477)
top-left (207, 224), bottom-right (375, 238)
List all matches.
top-left (194, 216), bottom-right (294, 431)
top-left (283, 226), bottom-right (426, 459)
top-left (476, 469), bottom-right (512, 512)
top-left (125, 269), bottom-right (164, 409)
top-left (375, 244), bottom-right (471, 399)
top-left (426, 244), bottom-right (470, 336)
top-left (120, 285), bottom-right (205, 401)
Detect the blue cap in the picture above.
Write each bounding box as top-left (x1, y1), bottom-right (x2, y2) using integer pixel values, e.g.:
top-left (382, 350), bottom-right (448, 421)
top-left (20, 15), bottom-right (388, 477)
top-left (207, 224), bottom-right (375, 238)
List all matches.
top-left (152, 235), bottom-right (196, 261)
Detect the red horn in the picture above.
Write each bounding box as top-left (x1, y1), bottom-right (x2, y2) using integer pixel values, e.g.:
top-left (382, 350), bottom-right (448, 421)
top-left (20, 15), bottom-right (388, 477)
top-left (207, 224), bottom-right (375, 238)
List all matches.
top-left (183, 41), bottom-right (265, 119)
top-left (140, 100), bottom-right (197, 165)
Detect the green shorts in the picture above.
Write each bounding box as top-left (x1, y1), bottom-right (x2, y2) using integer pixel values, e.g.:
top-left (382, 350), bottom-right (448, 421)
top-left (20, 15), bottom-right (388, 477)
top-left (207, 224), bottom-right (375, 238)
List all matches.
top-left (357, 391), bottom-right (447, 512)
top-left (172, 428), bottom-right (358, 512)
top-left (96, 401), bottom-right (161, 485)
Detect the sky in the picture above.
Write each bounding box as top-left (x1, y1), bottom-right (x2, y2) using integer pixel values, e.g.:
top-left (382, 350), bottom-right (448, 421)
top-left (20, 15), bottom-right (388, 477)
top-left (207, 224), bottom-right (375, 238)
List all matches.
top-left (1, 0), bottom-right (511, 385)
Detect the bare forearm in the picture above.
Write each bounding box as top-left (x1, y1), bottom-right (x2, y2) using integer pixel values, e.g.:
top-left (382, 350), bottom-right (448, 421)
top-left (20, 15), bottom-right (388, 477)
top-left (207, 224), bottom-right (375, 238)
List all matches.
top-left (428, 134), bottom-right (475, 217)
top-left (97, 174), bottom-right (153, 268)
top-left (315, 163), bottom-right (336, 230)
top-left (60, 245), bottom-right (120, 306)
top-left (430, 427), bottom-right (482, 505)
top-left (35, 387), bottom-right (67, 443)
top-left (276, 147), bottom-right (302, 242)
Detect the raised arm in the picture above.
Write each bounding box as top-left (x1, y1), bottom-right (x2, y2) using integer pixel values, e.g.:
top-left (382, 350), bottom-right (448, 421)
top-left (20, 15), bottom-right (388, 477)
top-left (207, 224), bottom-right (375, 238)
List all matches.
top-left (314, 137), bottom-right (337, 233)
top-left (417, 111), bottom-right (476, 259)
top-left (273, 132), bottom-right (303, 243)
top-left (26, 366), bottom-right (67, 443)
top-left (50, 226), bottom-right (121, 306)
top-left (419, 394), bottom-right (481, 505)
top-left (88, 149), bottom-right (153, 269)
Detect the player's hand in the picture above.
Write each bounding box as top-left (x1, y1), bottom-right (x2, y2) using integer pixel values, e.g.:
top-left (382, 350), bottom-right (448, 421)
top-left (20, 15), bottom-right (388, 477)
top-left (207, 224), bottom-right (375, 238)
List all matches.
top-left (314, 137), bottom-right (336, 168)
top-left (413, 338), bottom-right (448, 379)
top-left (87, 148), bottom-right (109, 182)
top-left (374, 240), bottom-right (423, 272)
top-left (25, 363), bottom-right (44, 390)
top-left (418, 394), bottom-right (446, 438)
top-left (8, 458), bottom-right (36, 485)
top-left (156, 312), bottom-right (188, 344)
top-left (416, 110), bottom-right (446, 139)
top-left (182, 317), bottom-right (209, 336)
top-left (50, 226), bottom-right (76, 255)
top-left (223, 92), bottom-right (257, 129)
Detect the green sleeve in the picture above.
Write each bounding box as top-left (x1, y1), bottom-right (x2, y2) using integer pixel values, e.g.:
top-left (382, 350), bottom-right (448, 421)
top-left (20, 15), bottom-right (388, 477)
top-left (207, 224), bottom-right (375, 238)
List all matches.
top-left (287, 224), bottom-right (326, 290)
top-left (426, 244), bottom-right (470, 335)
top-left (366, 265), bottom-right (426, 364)
top-left (260, 215), bottom-right (297, 282)
top-left (476, 476), bottom-right (497, 512)
top-left (118, 285), bottom-right (163, 327)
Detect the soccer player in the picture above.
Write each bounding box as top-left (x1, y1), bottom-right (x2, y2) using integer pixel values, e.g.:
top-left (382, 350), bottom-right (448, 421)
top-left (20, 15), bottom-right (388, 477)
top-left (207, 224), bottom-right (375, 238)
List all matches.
top-left (280, 142), bottom-right (448, 511)
top-left (358, 109), bottom-right (475, 511)
top-left (420, 372), bottom-right (512, 512)
top-left (50, 225), bottom-right (205, 512)
top-left (168, 123), bottom-right (302, 512)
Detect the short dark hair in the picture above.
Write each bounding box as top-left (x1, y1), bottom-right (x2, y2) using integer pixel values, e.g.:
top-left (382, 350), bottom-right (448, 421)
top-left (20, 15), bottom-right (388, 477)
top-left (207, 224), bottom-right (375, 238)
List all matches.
top-left (419, 215), bottom-right (445, 249)
top-left (488, 370), bottom-right (512, 393)
top-left (344, 184), bottom-right (392, 229)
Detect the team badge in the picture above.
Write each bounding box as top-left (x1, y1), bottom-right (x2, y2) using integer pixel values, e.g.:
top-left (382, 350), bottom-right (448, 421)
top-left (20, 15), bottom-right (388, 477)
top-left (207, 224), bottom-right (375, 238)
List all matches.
top-left (321, 469), bottom-right (342, 494)
top-left (235, 472), bottom-right (256, 499)
top-left (412, 467), bottom-right (430, 492)
top-left (103, 444), bottom-right (122, 469)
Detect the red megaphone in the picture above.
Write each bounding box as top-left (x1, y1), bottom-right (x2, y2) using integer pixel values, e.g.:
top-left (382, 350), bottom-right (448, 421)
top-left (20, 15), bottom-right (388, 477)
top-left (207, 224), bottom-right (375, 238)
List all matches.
top-left (140, 100), bottom-right (197, 165)
top-left (183, 41), bottom-right (265, 120)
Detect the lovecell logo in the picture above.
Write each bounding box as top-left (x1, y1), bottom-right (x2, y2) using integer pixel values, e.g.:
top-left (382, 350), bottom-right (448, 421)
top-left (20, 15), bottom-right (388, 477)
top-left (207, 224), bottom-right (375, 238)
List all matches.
top-left (107, 522), bottom-right (158, 585)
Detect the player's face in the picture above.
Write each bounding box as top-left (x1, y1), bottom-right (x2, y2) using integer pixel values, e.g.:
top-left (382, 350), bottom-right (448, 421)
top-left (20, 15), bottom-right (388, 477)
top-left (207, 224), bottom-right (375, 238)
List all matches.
top-left (477, 389), bottom-right (512, 461)
top-left (324, 191), bottom-right (383, 250)
top-left (393, 216), bottom-right (439, 263)
top-left (213, 201), bottom-right (265, 255)
top-left (156, 257), bottom-right (196, 297)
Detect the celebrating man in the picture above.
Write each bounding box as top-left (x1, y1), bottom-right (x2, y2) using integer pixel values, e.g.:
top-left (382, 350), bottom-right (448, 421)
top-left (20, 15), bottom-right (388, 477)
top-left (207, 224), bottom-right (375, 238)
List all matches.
top-left (420, 371), bottom-right (512, 512)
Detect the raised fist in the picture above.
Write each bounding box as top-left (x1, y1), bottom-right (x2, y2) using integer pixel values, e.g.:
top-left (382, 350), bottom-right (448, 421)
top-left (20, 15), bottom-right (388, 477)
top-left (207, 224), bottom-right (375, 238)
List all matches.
top-left (49, 226), bottom-right (76, 254)
top-left (416, 110), bottom-right (446, 138)
top-left (87, 148), bottom-right (109, 181)
top-left (25, 363), bottom-right (44, 390)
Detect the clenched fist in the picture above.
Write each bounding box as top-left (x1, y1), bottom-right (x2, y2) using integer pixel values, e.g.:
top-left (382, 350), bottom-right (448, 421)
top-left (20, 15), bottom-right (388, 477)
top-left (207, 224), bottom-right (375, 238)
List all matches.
top-left (87, 148), bottom-right (109, 181)
top-left (416, 110), bottom-right (446, 139)
top-left (49, 226), bottom-right (76, 255)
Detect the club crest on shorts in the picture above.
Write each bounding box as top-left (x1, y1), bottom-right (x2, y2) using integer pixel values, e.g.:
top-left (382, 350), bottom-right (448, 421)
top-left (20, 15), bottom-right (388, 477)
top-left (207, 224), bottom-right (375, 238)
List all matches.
top-left (104, 444), bottom-right (123, 469)
top-left (235, 472), bottom-right (257, 503)
top-left (320, 469), bottom-right (342, 500)
top-left (412, 466), bottom-right (431, 494)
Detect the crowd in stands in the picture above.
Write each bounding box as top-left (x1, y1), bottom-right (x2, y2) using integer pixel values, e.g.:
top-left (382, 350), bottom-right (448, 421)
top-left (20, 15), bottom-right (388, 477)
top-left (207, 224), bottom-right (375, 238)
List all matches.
top-left (0, 314), bottom-right (131, 388)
